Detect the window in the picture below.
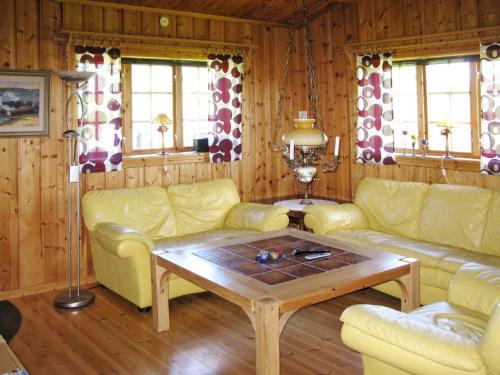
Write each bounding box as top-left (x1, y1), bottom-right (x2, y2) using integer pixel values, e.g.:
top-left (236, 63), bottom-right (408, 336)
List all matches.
top-left (392, 57), bottom-right (480, 158)
top-left (123, 60), bottom-right (209, 154)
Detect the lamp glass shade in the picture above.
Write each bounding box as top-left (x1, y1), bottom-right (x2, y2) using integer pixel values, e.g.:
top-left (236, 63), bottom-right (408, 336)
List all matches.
top-left (282, 119), bottom-right (328, 146)
top-left (56, 71), bottom-right (95, 83)
top-left (152, 113), bottom-right (173, 125)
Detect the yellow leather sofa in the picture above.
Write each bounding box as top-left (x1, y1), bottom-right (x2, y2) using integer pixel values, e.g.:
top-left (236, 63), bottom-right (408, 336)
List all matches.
top-left (304, 178), bottom-right (500, 305)
top-left (82, 178), bottom-right (289, 309)
top-left (340, 263), bottom-right (500, 375)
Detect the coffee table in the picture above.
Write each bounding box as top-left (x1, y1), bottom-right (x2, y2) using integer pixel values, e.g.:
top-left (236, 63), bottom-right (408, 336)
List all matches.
top-left (151, 229), bottom-right (419, 375)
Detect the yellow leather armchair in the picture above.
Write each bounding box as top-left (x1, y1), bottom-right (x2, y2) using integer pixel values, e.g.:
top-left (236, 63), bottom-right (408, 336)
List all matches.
top-left (82, 179), bottom-right (289, 309)
top-left (340, 263), bottom-right (500, 375)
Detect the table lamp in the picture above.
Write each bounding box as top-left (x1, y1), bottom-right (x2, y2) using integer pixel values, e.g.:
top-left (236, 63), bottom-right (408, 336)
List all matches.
top-left (152, 113), bottom-right (173, 155)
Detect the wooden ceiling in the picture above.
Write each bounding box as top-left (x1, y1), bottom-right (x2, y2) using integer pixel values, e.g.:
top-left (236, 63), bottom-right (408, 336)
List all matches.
top-left (97, 0), bottom-right (359, 25)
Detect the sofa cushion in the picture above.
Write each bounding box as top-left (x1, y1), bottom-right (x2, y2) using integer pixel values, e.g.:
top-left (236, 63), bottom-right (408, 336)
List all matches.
top-left (82, 186), bottom-right (178, 239)
top-left (154, 228), bottom-right (258, 252)
top-left (376, 237), bottom-right (462, 268)
top-left (418, 184), bottom-right (492, 252)
top-left (327, 229), bottom-right (400, 249)
top-left (167, 178), bottom-right (240, 236)
top-left (439, 251), bottom-right (500, 274)
top-left (481, 192), bottom-right (500, 256)
top-left (354, 178), bottom-right (429, 240)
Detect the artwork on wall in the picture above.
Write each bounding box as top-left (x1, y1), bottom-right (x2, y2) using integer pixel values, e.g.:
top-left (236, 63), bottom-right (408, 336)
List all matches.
top-left (0, 70), bottom-right (50, 137)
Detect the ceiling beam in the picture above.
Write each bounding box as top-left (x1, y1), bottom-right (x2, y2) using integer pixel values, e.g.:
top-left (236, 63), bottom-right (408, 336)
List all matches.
top-left (53, 0), bottom-right (292, 28)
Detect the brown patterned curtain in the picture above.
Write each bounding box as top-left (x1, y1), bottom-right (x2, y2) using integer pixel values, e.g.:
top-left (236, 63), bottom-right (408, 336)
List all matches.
top-left (480, 43), bottom-right (500, 175)
top-left (207, 54), bottom-right (243, 163)
top-left (356, 52), bottom-right (396, 165)
top-left (75, 45), bottom-right (122, 173)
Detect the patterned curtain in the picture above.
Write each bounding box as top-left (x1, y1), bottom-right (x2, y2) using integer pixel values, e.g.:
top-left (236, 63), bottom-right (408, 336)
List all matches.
top-left (355, 52), bottom-right (396, 165)
top-left (208, 54), bottom-right (243, 163)
top-left (75, 46), bottom-right (122, 173)
top-left (480, 43), bottom-right (500, 175)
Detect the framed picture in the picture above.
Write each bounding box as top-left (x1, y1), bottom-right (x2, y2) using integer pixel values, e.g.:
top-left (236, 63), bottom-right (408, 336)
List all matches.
top-left (0, 70), bottom-right (50, 137)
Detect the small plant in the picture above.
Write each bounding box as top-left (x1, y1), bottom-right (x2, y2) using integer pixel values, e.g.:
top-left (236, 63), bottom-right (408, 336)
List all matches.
top-left (437, 120), bottom-right (454, 158)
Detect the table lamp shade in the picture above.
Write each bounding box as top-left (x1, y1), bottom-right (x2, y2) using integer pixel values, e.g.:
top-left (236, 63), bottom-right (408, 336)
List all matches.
top-left (152, 113), bottom-right (173, 125)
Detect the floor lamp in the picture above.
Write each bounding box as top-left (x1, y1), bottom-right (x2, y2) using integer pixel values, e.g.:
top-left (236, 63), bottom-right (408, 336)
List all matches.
top-left (54, 71), bottom-right (96, 309)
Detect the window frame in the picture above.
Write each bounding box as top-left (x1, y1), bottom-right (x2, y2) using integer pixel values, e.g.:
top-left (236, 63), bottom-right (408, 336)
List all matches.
top-left (122, 59), bottom-right (208, 155)
top-left (392, 56), bottom-right (481, 159)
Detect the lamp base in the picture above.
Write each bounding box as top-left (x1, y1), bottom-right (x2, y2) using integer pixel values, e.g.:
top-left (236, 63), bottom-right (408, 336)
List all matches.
top-left (54, 290), bottom-right (95, 309)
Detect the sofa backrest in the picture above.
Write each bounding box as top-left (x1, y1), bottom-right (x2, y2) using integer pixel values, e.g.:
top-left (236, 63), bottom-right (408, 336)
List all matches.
top-left (354, 178), bottom-right (429, 240)
top-left (481, 192), bottom-right (500, 256)
top-left (418, 184), bottom-right (492, 252)
top-left (82, 186), bottom-right (178, 239)
top-left (167, 178), bottom-right (240, 236)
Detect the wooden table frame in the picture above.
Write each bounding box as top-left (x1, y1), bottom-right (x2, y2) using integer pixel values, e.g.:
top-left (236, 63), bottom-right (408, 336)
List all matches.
top-left (151, 229), bottom-right (419, 375)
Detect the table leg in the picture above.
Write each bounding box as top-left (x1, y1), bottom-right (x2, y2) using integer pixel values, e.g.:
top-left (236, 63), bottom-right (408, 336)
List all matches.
top-left (255, 298), bottom-right (280, 375)
top-left (396, 258), bottom-right (420, 313)
top-left (151, 254), bottom-right (171, 332)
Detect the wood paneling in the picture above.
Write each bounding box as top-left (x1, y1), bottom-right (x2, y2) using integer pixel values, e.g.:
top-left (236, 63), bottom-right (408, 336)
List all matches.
top-left (1, 0), bottom-right (500, 298)
top-left (308, 0), bottom-right (500, 201)
top-left (0, 0), bottom-right (299, 298)
top-left (88, 0), bottom-right (359, 25)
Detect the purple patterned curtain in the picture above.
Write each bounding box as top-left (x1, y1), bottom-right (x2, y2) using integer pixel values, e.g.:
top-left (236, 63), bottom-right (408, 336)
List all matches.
top-left (480, 43), bottom-right (500, 175)
top-left (208, 54), bottom-right (243, 163)
top-left (355, 52), bottom-right (396, 165)
top-left (75, 46), bottom-right (122, 173)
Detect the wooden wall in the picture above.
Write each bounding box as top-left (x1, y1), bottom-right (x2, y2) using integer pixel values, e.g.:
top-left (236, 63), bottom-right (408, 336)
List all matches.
top-left (0, 0), bottom-right (301, 298)
top-left (1, 0), bottom-right (499, 298)
top-left (308, 0), bottom-right (500, 199)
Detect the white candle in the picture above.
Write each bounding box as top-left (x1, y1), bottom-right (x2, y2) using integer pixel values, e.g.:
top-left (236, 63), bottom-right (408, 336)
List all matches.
top-left (334, 136), bottom-right (340, 156)
top-left (290, 139), bottom-right (295, 160)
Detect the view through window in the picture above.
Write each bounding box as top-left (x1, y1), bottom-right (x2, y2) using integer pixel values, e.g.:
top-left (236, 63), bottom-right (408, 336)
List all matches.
top-left (391, 57), bottom-right (479, 157)
top-left (126, 61), bottom-right (209, 153)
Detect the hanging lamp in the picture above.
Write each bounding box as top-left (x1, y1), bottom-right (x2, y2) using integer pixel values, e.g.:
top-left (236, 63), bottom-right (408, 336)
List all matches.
top-left (271, 0), bottom-right (340, 204)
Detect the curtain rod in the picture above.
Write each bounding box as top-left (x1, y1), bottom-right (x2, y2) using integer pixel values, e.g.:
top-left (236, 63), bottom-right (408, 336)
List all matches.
top-left (345, 25), bottom-right (500, 49)
top-left (57, 29), bottom-right (259, 50)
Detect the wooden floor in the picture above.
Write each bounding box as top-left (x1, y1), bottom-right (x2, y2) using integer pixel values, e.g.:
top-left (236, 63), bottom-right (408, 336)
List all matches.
top-left (9, 287), bottom-right (399, 374)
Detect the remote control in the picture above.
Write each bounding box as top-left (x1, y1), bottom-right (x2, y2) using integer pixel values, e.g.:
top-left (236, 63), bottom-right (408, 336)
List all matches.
top-left (292, 248), bottom-right (327, 256)
top-left (304, 252), bottom-right (331, 260)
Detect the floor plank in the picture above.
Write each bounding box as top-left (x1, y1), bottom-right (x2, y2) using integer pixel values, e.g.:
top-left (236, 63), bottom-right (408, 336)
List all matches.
top-left (9, 287), bottom-right (399, 374)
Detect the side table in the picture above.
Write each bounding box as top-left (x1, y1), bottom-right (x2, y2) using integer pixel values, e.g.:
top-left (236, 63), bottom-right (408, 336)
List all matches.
top-left (254, 195), bottom-right (340, 231)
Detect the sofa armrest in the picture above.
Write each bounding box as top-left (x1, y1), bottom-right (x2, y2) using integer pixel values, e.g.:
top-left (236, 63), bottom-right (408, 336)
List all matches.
top-left (224, 203), bottom-right (289, 232)
top-left (340, 304), bottom-right (483, 372)
top-left (303, 203), bottom-right (368, 235)
top-left (448, 263), bottom-right (500, 316)
top-left (94, 222), bottom-right (155, 259)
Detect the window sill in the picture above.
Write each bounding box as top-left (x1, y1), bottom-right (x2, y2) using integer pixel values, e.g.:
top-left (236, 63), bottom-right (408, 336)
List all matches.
top-left (396, 154), bottom-right (479, 172)
top-left (123, 151), bottom-right (209, 168)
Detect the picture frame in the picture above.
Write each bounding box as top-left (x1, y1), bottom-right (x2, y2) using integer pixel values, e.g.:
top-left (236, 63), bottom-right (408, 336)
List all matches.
top-left (0, 69), bottom-right (50, 137)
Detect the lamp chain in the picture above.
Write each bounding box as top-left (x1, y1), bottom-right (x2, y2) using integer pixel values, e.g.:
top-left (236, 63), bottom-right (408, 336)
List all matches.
top-left (303, 0), bottom-right (325, 140)
top-left (271, 26), bottom-right (294, 151)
